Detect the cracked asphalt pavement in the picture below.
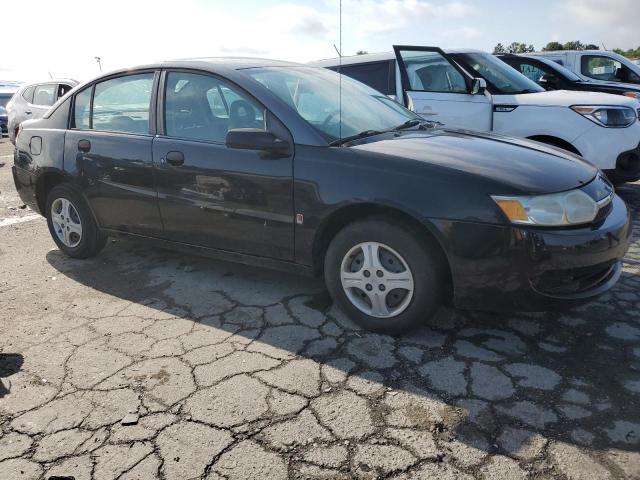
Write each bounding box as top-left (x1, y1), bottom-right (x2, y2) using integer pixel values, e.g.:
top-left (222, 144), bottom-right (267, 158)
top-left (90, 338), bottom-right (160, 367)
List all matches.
top-left (0, 137), bottom-right (639, 480)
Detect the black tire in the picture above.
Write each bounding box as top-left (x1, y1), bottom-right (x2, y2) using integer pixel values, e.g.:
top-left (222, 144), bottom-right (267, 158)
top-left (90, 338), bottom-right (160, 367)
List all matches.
top-left (324, 218), bottom-right (445, 335)
top-left (46, 183), bottom-right (107, 259)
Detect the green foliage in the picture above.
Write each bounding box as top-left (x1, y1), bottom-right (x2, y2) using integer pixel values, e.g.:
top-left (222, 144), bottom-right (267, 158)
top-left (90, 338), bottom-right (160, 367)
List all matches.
top-left (562, 40), bottom-right (584, 50)
top-left (542, 41), bottom-right (564, 52)
top-left (493, 43), bottom-right (506, 54)
top-left (505, 42), bottom-right (535, 54)
top-left (613, 47), bottom-right (640, 59)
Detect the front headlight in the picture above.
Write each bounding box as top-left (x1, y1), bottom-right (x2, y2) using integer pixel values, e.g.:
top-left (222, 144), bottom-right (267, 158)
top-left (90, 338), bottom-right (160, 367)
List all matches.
top-left (571, 105), bottom-right (637, 128)
top-left (492, 190), bottom-right (598, 226)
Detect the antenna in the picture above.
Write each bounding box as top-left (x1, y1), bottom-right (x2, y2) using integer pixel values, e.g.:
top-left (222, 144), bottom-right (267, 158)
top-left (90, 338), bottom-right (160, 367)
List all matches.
top-left (95, 56), bottom-right (103, 72)
top-left (338, 0), bottom-right (342, 144)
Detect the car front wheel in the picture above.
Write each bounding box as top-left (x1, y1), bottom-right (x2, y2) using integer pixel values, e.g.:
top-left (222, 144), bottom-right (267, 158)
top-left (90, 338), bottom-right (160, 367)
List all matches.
top-left (324, 218), bottom-right (444, 335)
top-left (46, 184), bottom-right (107, 259)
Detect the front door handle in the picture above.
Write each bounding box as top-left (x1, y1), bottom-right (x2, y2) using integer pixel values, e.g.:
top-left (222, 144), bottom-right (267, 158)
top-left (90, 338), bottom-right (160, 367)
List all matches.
top-left (165, 151), bottom-right (184, 166)
top-left (78, 139), bottom-right (91, 153)
top-left (25, 111), bottom-right (32, 115)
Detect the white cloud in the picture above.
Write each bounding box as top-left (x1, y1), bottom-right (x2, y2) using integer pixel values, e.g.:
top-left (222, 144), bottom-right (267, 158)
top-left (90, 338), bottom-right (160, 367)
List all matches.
top-left (564, 0), bottom-right (640, 49)
top-left (341, 0), bottom-right (475, 35)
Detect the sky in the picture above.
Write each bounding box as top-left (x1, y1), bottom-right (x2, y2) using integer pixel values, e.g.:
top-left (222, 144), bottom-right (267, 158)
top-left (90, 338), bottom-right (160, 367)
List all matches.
top-left (1, 0), bottom-right (639, 82)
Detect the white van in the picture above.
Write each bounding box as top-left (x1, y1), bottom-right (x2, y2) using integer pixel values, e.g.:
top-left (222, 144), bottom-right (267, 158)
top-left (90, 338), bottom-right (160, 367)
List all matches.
top-left (312, 46), bottom-right (640, 183)
top-left (529, 50), bottom-right (640, 86)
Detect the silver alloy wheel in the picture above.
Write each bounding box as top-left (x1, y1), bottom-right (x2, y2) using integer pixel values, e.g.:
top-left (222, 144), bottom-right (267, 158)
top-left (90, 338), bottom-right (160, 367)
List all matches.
top-left (340, 241), bottom-right (414, 318)
top-left (50, 197), bottom-right (83, 248)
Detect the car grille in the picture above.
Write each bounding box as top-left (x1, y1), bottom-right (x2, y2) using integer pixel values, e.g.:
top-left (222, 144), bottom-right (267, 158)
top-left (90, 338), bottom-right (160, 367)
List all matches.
top-left (533, 260), bottom-right (617, 295)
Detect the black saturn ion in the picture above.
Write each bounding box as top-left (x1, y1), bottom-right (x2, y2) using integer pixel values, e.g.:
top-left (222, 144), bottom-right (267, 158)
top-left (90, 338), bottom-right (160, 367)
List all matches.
top-left (12, 58), bottom-right (632, 334)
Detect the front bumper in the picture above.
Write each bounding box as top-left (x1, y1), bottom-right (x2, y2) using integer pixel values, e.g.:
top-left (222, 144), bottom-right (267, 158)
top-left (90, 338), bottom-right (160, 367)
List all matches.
top-left (604, 142), bottom-right (640, 184)
top-left (435, 194), bottom-right (632, 311)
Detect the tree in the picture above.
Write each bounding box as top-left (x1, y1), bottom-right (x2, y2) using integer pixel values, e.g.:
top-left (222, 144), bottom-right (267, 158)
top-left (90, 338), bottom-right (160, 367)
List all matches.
top-left (563, 40), bottom-right (584, 50)
top-left (493, 43), bottom-right (506, 54)
top-left (584, 44), bottom-right (599, 50)
top-left (506, 42), bottom-right (535, 54)
top-left (542, 41), bottom-right (564, 52)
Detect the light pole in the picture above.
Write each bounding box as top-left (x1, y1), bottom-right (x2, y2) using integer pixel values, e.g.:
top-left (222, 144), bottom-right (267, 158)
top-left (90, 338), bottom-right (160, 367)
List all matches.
top-left (95, 56), bottom-right (102, 72)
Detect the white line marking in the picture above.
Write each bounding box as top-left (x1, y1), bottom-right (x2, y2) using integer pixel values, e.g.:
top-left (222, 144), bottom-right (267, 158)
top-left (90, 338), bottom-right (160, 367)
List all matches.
top-left (0, 214), bottom-right (42, 228)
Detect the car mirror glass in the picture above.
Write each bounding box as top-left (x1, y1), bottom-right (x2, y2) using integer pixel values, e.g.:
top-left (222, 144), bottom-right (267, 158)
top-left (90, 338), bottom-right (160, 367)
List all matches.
top-left (471, 78), bottom-right (487, 95)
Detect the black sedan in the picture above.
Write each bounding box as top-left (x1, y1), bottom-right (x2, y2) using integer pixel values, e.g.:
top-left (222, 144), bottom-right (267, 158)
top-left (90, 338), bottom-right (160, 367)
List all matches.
top-left (498, 53), bottom-right (640, 100)
top-left (12, 58), bottom-right (632, 334)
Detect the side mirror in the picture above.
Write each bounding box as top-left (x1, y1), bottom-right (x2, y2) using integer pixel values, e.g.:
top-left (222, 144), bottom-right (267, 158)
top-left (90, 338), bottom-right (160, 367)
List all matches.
top-left (614, 67), bottom-right (623, 81)
top-left (225, 128), bottom-right (290, 154)
top-left (471, 78), bottom-right (487, 95)
top-left (538, 74), bottom-right (559, 89)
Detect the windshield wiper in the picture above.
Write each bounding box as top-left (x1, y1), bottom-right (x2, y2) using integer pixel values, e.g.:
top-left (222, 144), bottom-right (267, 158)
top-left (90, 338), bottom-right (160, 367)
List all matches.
top-left (329, 129), bottom-right (384, 147)
top-left (329, 120), bottom-right (433, 147)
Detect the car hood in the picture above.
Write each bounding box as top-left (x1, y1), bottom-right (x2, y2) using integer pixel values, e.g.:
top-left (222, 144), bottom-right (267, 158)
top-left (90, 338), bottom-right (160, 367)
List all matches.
top-left (350, 128), bottom-right (598, 195)
top-left (578, 80), bottom-right (640, 92)
top-left (496, 89), bottom-right (639, 108)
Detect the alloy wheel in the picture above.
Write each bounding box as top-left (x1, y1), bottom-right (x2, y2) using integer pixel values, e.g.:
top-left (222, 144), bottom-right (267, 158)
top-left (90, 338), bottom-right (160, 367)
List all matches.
top-left (340, 241), bottom-right (414, 318)
top-left (50, 197), bottom-right (83, 248)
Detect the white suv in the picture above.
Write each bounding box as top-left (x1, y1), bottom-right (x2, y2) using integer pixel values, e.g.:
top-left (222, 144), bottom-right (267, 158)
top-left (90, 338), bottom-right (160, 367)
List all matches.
top-left (313, 46), bottom-right (640, 184)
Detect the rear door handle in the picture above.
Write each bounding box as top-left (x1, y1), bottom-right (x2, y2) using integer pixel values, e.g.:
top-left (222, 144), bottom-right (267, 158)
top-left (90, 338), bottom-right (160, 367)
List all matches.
top-left (25, 111), bottom-right (32, 115)
top-left (165, 151), bottom-right (184, 166)
top-left (78, 139), bottom-right (91, 153)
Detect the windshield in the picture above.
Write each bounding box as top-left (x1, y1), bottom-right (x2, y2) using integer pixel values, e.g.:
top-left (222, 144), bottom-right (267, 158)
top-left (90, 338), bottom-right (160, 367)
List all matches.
top-left (455, 52), bottom-right (544, 94)
top-left (244, 66), bottom-right (419, 142)
top-left (0, 94), bottom-right (12, 108)
top-left (535, 57), bottom-right (582, 82)
top-left (0, 94), bottom-right (13, 114)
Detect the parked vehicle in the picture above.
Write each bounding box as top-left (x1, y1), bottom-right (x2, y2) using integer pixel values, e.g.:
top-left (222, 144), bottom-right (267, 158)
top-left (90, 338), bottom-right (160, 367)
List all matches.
top-left (313, 46), bottom-right (640, 184)
top-left (13, 59), bottom-right (631, 334)
top-left (528, 50), bottom-right (640, 85)
top-left (7, 79), bottom-right (78, 143)
top-left (498, 53), bottom-right (640, 100)
top-left (0, 85), bottom-right (20, 136)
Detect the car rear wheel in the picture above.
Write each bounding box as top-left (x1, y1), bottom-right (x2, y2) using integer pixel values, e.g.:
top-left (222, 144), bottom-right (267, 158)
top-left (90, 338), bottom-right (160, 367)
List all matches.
top-left (46, 184), bottom-right (107, 259)
top-left (324, 218), bottom-right (444, 335)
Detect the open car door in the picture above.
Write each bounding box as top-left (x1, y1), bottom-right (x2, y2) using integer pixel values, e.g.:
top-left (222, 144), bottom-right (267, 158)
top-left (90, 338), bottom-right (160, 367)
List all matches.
top-left (393, 45), bottom-right (492, 130)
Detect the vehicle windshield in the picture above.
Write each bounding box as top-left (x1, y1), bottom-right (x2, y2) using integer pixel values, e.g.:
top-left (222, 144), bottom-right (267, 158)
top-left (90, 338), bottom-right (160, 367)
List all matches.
top-left (0, 94), bottom-right (12, 111)
top-left (455, 52), bottom-right (544, 94)
top-left (535, 57), bottom-right (582, 82)
top-left (0, 93), bottom-right (11, 115)
top-left (244, 66), bottom-right (419, 142)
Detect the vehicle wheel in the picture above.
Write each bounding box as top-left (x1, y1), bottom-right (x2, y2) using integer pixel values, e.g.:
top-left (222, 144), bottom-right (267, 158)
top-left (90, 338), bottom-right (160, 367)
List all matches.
top-left (46, 184), bottom-right (107, 259)
top-left (324, 218), bottom-right (444, 335)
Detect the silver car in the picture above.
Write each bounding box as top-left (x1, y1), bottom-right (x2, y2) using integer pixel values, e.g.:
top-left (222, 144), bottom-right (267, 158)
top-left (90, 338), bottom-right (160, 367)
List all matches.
top-left (0, 85), bottom-right (20, 137)
top-left (7, 79), bottom-right (78, 143)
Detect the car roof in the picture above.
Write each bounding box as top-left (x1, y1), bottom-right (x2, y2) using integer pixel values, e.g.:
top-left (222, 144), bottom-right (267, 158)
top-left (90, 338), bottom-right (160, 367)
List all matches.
top-left (21, 78), bottom-right (79, 87)
top-left (75, 57), bottom-right (312, 86)
top-left (311, 48), bottom-right (485, 67)
top-left (0, 86), bottom-right (19, 95)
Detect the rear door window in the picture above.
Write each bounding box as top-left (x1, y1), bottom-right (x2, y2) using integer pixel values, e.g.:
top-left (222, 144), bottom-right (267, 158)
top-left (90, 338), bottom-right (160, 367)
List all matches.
top-left (33, 84), bottom-right (56, 106)
top-left (92, 73), bottom-right (154, 134)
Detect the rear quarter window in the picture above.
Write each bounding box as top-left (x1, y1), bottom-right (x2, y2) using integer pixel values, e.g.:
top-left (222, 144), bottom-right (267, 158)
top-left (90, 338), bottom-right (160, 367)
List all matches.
top-left (22, 86), bottom-right (35, 103)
